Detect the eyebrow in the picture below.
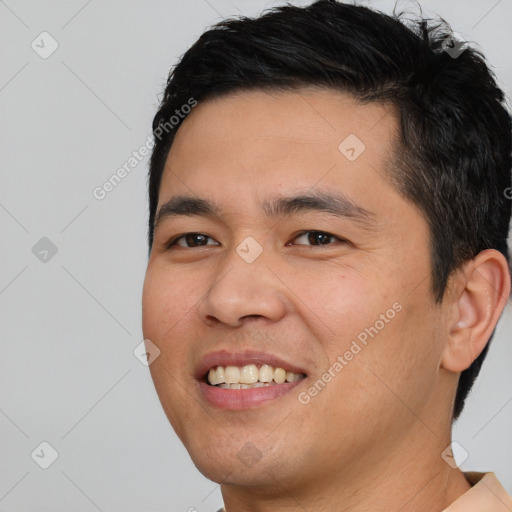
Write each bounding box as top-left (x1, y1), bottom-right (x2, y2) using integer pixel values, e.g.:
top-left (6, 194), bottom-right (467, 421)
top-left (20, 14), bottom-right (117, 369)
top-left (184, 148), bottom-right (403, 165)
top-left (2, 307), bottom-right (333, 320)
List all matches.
top-left (154, 190), bottom-right (376, 230)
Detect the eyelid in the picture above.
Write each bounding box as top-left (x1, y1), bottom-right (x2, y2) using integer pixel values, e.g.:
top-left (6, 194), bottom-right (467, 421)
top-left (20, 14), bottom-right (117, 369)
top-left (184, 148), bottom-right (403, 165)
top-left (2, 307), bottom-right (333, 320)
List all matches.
top-left (291, 230), bottom-right (349, 246)
top-left (166, 232), bottom-right (219, 249)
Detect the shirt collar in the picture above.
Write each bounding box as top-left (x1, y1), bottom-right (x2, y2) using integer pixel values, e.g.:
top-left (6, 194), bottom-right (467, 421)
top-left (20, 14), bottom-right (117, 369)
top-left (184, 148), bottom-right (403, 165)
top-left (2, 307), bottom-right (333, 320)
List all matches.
top-left (442, 472), bottom-right (512, 512)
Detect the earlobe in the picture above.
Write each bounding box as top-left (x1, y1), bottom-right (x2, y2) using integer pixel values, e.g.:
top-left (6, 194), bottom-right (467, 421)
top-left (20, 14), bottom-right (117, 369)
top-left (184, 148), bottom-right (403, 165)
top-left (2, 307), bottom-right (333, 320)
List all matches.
top-left (441, 249), bottom-right (510, 373)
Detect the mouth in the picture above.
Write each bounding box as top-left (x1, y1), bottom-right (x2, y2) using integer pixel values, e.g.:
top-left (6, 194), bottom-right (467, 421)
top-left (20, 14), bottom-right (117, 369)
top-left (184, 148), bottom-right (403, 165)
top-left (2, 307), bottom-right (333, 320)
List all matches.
top-left (205, 363), bottom-right (306, 389)
top-left (196, 351), bottom-right (308, 410)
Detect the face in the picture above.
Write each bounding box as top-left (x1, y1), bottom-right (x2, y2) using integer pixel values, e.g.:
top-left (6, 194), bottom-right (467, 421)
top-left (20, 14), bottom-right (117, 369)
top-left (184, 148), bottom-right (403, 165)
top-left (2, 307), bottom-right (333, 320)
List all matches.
top-left (142, 89), bottom-right (448, 491)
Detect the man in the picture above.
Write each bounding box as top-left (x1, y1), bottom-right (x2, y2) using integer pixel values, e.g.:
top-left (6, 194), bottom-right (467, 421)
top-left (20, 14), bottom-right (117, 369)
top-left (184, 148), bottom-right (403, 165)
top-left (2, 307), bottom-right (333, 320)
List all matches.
top-left (141, 1), bottom-right (512, 510)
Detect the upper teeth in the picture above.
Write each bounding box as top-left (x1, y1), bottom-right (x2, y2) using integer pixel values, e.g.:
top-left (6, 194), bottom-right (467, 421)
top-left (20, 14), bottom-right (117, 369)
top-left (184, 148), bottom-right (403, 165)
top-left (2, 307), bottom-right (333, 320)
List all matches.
top-left (208, 364), bottom-right (303, 386)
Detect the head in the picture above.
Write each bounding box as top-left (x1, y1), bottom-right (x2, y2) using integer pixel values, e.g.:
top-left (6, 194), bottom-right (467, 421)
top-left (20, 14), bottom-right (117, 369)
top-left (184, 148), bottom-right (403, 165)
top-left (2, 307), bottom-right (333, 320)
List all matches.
top-left (142, 0), bottom-right (511, 494)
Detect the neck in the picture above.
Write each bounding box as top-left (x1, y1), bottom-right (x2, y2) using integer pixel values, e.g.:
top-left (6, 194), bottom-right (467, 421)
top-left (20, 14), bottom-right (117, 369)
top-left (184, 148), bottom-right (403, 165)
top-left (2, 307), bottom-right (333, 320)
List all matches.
top-left (220, 425), bottom-right (471, 512)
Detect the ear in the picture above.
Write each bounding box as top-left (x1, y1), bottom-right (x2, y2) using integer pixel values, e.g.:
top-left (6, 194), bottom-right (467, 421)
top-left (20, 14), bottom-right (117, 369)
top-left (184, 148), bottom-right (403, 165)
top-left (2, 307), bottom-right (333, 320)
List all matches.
top-left (441, 249), bottom-right (510, 373)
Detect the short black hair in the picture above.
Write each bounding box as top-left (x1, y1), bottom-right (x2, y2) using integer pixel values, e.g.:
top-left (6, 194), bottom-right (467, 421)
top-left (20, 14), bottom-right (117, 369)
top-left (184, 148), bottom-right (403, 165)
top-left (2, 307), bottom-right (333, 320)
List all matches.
top-left (147, 0), bottom-right (511, 421)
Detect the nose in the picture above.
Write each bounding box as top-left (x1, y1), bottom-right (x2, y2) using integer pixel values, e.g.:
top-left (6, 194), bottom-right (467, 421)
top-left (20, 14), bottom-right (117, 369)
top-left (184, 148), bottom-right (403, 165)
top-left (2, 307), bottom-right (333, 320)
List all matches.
top-left (197, 246), bottom-right (288, 328)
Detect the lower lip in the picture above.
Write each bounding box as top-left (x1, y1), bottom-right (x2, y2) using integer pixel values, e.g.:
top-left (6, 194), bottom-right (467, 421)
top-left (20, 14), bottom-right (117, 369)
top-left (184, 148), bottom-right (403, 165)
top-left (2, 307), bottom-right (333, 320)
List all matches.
top-left (199, 380), bottom-right (305, 410)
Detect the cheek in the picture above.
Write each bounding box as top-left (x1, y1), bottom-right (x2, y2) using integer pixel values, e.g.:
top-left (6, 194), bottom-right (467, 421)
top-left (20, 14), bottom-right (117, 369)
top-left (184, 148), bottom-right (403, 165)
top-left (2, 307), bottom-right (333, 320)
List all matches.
top-left (357, 288), bottom-right (443, 418)
top-left (294, 264), bottom-right (385, 346)
top-left (141, 266), bottom-right (202, 436)
top-left (142, 268), bottom-right (169, 341)
top-left (142, 263), bottom-right (203, 338)
top-left (299, 261), bottom-right (437, 395)
top-left (142, 267), bottom-right (200, 387)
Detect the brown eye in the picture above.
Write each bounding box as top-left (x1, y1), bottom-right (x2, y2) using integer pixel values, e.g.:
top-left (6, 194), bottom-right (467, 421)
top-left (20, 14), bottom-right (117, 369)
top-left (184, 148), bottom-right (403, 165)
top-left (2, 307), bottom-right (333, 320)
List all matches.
top-left (293, 230), bottom-right (346, 246)
top-left (168, 233), bottom-right (219, 248)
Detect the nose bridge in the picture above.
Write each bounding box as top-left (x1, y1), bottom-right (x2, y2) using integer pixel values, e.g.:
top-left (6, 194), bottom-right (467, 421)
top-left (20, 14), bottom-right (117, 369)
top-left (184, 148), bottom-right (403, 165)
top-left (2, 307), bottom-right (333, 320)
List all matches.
top-left (197, 237), bottom-right (286, 326)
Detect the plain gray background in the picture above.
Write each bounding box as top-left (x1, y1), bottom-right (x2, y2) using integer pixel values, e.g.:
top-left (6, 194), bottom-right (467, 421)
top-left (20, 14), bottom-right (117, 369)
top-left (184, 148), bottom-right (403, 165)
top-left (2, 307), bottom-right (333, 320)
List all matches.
top-left (1, 0), bottom-right (511, 510)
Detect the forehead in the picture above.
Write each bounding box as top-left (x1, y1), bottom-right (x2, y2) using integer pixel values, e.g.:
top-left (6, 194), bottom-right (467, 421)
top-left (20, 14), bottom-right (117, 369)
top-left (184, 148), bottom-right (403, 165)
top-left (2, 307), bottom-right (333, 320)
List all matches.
top-left (158, 88), bottom-right (398, 213)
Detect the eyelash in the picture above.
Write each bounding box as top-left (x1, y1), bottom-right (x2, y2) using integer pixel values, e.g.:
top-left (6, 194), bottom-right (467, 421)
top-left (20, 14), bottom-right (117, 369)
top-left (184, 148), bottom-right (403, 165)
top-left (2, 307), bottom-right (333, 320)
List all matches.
top-left (166, 230), bottom-right (348, 249)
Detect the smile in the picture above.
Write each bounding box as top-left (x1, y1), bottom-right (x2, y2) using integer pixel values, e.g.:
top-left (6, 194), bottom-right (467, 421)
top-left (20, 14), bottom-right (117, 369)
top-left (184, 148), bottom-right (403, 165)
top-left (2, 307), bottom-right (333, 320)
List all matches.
top-left (207, 364), bottom-right (304, 388)
top-left (196, 351), bottom-right (308, 410)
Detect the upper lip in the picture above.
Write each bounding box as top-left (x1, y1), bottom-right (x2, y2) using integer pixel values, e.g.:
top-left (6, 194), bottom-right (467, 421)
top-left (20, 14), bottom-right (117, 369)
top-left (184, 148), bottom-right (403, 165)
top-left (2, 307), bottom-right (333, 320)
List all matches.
top-left (195, 349), bottom-right (308, 380)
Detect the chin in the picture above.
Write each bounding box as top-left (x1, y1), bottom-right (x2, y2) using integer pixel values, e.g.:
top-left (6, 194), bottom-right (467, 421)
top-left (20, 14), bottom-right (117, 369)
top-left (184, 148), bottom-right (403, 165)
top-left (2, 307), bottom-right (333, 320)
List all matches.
top-left (187, 435), bottom-right (302, 492)
top-left (192, 455), bottom-right (286, 489)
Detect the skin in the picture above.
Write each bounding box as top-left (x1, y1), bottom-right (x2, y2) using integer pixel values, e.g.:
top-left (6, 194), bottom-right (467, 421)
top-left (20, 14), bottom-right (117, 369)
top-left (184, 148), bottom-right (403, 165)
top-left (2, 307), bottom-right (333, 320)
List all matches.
top-left (141, 89), bottom-right (510, 512)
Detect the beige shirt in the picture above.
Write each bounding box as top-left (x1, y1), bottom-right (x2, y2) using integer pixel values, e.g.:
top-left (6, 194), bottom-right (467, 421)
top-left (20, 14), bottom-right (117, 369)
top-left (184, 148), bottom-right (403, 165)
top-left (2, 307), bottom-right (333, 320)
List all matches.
top-left (442, 472), bottom-right (512, 511)
top-left (216, 472), bottom-right (512, 512)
